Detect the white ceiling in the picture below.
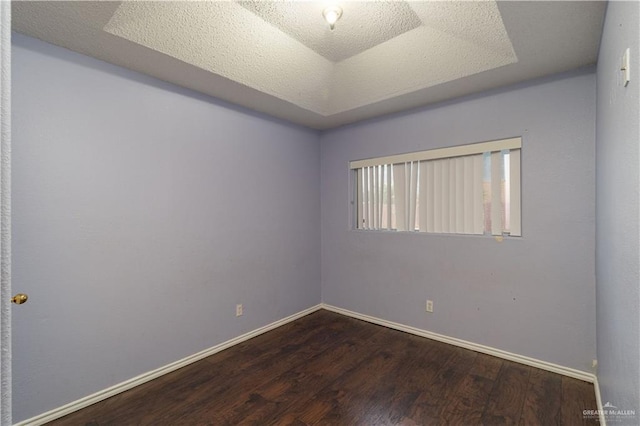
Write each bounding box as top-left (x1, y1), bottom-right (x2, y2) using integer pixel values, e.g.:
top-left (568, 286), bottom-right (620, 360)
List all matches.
top-left (12, 1), bottom-right (606, 130)
top-left (238, 1), bottom-right (424, 62)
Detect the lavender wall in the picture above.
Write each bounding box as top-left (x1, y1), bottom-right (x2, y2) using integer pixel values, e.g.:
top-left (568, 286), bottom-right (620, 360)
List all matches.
top-left (11, 34), bottom-right (320, 422)
top-left (320, 70), bottom-right (597, 372)
top-left (596, 1), bottom-right (640, 420)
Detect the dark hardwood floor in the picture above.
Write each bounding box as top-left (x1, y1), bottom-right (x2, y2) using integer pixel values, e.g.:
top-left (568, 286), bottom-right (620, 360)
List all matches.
top-left (47, 310), bottom-right (597, 425)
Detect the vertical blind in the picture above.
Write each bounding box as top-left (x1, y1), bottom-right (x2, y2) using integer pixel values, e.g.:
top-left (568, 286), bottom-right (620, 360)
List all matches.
top-left (351, 138), bottom-right (521, 237)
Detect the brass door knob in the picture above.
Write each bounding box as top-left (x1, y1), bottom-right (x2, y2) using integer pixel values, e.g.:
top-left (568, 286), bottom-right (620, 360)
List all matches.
top-left (11, 293), bottom-right (28, 305)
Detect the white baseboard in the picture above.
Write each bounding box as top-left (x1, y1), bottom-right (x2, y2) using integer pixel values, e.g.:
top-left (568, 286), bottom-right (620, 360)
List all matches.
top-left (15, 304), bottom-right (322, 426)
top-left (321, 303), bottom-right (596, 383)
top-left (594, 376), bottom-right (607, 426)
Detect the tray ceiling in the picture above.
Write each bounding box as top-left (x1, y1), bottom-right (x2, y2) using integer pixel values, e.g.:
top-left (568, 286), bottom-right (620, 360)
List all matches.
top-left (237, 1), bottom-right (424, 62)
top-left (12, 1), bottom-right (606, 130)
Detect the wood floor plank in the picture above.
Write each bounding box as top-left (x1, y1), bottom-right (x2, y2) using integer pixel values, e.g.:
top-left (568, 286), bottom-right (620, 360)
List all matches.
top-left (561, 376), bottom-right (599, 426)
top-left (364, 335), bottom-right (440, 425)
top-left (148, 313), bottom-right (369, 424)
top-left (312, 329), bottom-right (423, 425)
top-left (481, 361), bottom-right (532, 425)
top-left (439, 353), bottom-right (503, 425)
top-left (404, 345), bottom-right (478, 424)
top-left (469, 353), bottom-right (504, 380)
top-left (519, 368), bottom-right (562, 426)
top-left (216, 320), bottom-right (385, 424)
top-left (46, 310), bottom-right (598, 426)
top-left (367, 337), bottom-right (468, 425)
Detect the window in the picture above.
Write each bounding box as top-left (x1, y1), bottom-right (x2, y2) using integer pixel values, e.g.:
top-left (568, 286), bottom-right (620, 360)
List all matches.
top-left (351, 137), bottom-right (521, 236)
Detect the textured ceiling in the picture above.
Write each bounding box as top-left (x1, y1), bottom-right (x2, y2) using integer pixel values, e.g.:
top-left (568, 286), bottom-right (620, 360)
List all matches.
top-left (11, 1), bottom-right (606, 130)
top-left (238, 1), bottom-right (423, 62)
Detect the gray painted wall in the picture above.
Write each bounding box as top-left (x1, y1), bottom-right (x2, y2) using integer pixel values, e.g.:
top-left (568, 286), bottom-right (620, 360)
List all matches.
top-left (13, 23), bottom-right (621, 423)
top-left (596, 1), bottom-right (640, 421)
top-left (11, 34), bottom-right (320, 422)
top-left (0, 3), bottom-right (12, 425)
top-left (320, 71), bottom-right (597, 372)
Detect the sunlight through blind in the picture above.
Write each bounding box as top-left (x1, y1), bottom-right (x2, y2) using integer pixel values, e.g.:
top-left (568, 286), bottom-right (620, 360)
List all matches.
top-left (352, 138), bottom-right (521, 236)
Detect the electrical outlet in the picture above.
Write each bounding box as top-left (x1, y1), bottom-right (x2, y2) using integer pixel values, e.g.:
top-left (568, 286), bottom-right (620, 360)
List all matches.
top-left (426, 300), bottom-right (434, 313)
top-left (236, 304), bottom-right (243, 317)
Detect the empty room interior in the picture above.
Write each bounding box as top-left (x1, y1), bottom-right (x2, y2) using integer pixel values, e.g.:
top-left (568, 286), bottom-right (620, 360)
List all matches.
top-left (3, 0), bottom-right (640, 425)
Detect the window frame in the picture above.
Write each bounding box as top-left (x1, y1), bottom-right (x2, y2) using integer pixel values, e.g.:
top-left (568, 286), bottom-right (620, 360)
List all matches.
top-left (350, 137), bottom-right (522, 237)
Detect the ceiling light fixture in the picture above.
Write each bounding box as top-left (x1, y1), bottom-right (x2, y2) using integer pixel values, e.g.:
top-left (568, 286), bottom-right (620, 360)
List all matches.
top-left (322, 6), bottom-right (343, 31)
